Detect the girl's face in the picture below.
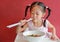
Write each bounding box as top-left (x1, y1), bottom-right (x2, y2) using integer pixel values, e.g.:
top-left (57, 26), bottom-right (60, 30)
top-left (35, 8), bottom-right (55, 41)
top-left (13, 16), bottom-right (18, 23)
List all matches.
top-left (30, 5), bottom-right (45, 21)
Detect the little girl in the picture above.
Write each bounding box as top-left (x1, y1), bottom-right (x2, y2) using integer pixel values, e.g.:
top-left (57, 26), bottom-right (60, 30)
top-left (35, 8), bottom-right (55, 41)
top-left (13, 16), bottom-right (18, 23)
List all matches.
top-left (14, 1), bottom-right (59, 42)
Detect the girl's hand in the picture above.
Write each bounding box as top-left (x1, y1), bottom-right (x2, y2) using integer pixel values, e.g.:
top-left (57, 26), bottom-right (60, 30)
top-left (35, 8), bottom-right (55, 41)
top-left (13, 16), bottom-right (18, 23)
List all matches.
top-left (51, 34), bottom-right (59, 40)
top-left (20, 19), bottom-right (27, 26)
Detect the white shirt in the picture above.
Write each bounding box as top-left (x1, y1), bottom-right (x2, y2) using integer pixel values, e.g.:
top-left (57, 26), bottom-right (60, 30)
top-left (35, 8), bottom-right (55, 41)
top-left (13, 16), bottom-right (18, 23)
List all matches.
top-left (25, 19), bottom-right (52, 38)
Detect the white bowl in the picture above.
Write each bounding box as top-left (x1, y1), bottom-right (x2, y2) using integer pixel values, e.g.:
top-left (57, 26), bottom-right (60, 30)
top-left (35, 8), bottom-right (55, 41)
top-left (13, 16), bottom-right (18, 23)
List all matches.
top-left (23, 30), bottom-right (46, 42)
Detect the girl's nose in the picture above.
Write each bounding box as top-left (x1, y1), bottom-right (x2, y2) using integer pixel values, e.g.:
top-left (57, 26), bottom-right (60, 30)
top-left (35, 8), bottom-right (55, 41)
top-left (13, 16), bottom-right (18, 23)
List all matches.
top-left (34, 14), bottom-right (38, 18)
top-left (34, 14), bottom-right (36, 17)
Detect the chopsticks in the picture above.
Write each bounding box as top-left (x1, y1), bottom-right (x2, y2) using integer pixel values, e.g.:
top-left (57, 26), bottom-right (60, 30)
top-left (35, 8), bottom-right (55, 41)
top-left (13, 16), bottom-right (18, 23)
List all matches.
top-left (6, 18), bottom-right (32, 28)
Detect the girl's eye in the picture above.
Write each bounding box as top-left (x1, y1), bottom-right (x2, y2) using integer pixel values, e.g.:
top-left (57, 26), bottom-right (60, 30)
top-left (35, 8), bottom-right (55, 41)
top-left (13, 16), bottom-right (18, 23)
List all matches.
top-left (31, 12), bottom-right (39, 15)
top-left (32, 12), bottom-right (34, 14)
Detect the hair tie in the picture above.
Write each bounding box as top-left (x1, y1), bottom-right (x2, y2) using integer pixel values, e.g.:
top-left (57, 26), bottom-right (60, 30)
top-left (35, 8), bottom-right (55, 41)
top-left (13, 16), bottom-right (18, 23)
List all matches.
top-left (46, 6), bottom-right (48, 8)
top-left (28, 4), bottom-right (31, 6)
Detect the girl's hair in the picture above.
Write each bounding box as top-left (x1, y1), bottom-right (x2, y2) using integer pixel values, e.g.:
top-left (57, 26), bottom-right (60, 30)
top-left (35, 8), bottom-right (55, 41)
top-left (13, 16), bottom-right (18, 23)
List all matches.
top-left (24, 1), bottom-right (51, 27)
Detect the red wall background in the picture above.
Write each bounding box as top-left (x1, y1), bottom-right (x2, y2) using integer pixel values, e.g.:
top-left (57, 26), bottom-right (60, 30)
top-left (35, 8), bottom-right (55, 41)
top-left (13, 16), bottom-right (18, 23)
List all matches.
top-left (0, 0), bottom-right (60, 42)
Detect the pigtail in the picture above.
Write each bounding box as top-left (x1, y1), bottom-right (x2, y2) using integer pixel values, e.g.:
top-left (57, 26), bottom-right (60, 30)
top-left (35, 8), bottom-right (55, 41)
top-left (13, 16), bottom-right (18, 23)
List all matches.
top-left (23, 6), bottom-right (30, 19)
top-left (43, 6), bottom-right (51, 27)
top-left (21, 6), bottom-right (30, 28)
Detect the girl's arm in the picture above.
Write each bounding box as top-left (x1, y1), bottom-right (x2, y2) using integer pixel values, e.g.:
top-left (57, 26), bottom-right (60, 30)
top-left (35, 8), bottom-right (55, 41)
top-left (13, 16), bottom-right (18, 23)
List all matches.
top-left (16, 23), bottom-right (28, 34)
top-left (48, 21), bottom-right (56, 35)
top-left (47, 20), bottom-right (59, 40)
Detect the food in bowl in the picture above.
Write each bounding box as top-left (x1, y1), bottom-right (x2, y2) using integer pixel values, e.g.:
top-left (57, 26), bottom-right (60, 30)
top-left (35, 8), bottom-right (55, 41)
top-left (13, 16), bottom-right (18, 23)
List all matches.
top-left (27, 34), bottom-right (41, 37)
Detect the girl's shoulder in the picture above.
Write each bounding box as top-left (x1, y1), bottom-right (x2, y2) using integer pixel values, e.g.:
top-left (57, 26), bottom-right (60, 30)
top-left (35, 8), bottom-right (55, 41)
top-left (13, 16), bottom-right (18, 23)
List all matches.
top-left (43, 19), bottom-right (49, 24)
top-left (44, 19), bottom-right (49, 27)
top-left (46, 19), bottom-right (51, 24)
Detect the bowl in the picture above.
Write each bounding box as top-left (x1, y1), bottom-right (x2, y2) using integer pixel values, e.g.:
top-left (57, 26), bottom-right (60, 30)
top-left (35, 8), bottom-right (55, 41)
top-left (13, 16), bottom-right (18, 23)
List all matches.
top-left (23, 30), bottom-right (46, 42)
